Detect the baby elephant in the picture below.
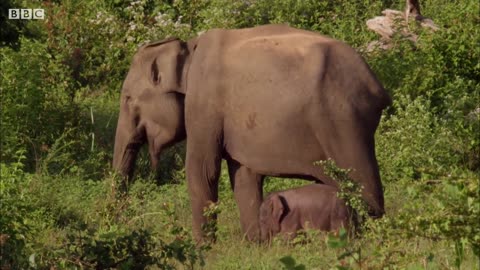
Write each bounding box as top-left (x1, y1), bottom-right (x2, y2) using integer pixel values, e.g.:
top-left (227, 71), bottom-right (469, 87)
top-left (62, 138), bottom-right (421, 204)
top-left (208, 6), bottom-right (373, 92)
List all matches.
top-left (259, 184), bottom-right (352, 241)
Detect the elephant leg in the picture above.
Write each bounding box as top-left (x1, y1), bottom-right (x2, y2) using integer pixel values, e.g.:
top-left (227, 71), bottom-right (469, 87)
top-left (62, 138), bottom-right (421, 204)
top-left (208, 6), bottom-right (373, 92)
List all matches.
top-left (185, 138), bottom-right (222, 243)
top-left (227, 160), bottom-right (264, 242)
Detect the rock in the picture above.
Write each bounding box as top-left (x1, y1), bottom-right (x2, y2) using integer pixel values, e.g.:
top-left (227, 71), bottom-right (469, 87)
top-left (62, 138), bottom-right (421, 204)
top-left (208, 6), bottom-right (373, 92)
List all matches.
top-left (365, 0), bottom-right (439, 51)
top-left (365, 40), bottom-right (392, 53)
top-left (366, 16), bottom-right (396, 40)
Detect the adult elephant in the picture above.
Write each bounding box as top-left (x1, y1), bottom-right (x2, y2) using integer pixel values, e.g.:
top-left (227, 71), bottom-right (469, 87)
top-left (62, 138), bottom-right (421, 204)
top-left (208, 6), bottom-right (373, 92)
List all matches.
top-left (112, 24), bottom-right (391, 242)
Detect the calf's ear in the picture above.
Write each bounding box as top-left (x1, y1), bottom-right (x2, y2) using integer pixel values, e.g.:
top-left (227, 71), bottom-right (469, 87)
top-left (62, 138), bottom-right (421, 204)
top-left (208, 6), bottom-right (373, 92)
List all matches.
top-left (270, 195), bottom-right (285, 223)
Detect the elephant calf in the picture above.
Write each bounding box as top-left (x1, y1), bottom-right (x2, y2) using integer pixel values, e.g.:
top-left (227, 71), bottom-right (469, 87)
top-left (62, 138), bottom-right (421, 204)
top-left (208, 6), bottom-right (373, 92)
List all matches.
top-left (259, 184), bottom-right (351, 241)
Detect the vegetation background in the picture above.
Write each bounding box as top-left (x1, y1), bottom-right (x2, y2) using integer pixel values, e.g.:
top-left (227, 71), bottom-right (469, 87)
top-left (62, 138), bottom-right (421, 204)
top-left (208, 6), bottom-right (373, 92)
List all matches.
top-left (1, 0), bottom-right (479, 269)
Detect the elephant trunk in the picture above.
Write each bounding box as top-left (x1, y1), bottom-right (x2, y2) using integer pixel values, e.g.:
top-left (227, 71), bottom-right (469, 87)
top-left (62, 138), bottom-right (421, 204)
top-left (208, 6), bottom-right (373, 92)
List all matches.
top-left (112, 111), bottom-right (145, 182)
top-left (147, 136), bottom-right (162, 172)
top-left (363, 187), bottom-right (385, 218)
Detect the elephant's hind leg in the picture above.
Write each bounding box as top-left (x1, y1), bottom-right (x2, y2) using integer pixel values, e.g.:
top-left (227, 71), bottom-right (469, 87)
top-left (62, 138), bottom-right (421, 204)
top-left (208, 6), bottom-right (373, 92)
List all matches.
top-left (227, 159), bottom-right (264, 242)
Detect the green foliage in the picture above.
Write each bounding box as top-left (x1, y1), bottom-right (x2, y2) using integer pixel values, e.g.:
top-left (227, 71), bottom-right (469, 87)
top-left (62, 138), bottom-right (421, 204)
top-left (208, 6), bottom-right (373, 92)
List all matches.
top-left (377, 95), bottom-right (463, 181)
top-left (327, 228), bottom-right (366, 270)
top-left (1, 170), bottom-right (207, 269)
top-left (201, 201), bottom-right (222, 242)
top-left (315, 159), bottom-right (369, 221)
top-left (279, 255), bottom-right (306, 270)
top-left (1, 0), bottom-right (479, 268)
top-left (190, 0), bottom-right (387, 46)
top-left (33, 223), bottom-right (205, 269)
top-left (391, 174), bottom-right (480, 259)
top-left (369, 0), bottom-right (480, 176)
top-left (0, 157), bottom-right (33, 268)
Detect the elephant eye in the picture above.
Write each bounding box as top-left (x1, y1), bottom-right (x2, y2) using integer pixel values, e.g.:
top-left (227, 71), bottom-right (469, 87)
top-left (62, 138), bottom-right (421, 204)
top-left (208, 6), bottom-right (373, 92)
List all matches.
top-left (124, 95), bottom-right (131, 103)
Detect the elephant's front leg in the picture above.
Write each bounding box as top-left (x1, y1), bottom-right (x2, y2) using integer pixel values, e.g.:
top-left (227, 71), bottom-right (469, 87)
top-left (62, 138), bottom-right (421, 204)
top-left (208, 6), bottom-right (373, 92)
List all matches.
top-left (227, 160), bottom-right (264, 242)
top-left (185, 141), bottom-right (222, 243)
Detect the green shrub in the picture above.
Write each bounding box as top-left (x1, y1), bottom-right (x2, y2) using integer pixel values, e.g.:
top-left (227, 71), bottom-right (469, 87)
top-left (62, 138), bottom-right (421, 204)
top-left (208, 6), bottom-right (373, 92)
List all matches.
top-left (0, 159), bottom-right (52, 269)
top-left (0, 161), bottom-right (30, 268)
top-left (32, 226), bottom-right (205, 269)
top-left (316, 159), bottom-right (369, 222)
top-left (1, 38), bottom-right (74, 169)
top-left (377, 94), bottom-right (463, 181)
top-left (193, 0), bottom-right (386, 46)
top-left (392, 173), bottom-right (480, 259)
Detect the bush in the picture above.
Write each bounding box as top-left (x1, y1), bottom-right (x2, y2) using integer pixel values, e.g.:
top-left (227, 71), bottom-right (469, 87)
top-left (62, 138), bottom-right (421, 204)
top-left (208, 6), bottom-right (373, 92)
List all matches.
top-left (1, 168), bottom-right (207, 269)
top-left (376, 95), bottom-right (464, 181)
top-left (33, 226), bottom-right (205, 269)
top-left (0, 158), bottom-right (50, 269)
top-left (0, 161), bottom-right (28, 268)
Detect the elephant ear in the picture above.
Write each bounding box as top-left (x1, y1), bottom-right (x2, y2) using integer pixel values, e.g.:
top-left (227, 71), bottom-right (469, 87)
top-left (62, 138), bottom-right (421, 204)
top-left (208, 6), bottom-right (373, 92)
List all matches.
top-left (269, 194), bottom-right (285, 224)
top-left (139, 37), bottom-right (190, 94)
top-left (150, 58), bottom-right (161, 86)
top-left (143, 37), bottom-right (179, 48)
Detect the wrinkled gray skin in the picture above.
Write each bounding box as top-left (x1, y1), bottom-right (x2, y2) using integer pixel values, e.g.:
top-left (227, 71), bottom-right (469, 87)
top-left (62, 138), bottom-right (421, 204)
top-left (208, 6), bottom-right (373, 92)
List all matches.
top-left (259, 184), bottom-right (351, 241)
top-left (112, 24), bottom-right (391, 242)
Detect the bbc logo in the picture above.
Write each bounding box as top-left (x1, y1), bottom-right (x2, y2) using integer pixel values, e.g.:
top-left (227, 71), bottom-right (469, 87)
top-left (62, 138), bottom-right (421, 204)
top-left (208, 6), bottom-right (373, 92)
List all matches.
top-left (8, 9), bottom-right (45, 20)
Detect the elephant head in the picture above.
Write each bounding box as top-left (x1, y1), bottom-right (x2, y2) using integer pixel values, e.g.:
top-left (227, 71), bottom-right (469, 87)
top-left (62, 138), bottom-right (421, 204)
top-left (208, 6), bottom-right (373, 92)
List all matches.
top-left (112, 38), bottom-right (193, 180)
top-left (259, 194), bottom-right (287, 241)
